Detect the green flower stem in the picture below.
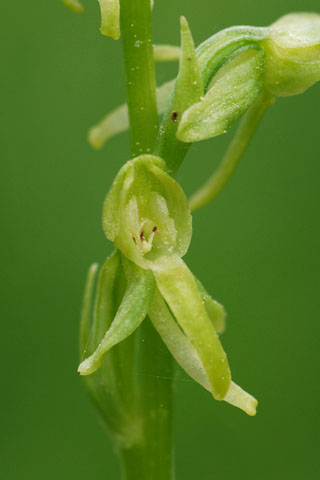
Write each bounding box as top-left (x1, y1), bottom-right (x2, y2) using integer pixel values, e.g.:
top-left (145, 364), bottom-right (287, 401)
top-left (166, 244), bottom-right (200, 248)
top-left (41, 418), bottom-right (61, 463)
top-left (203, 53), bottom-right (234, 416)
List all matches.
top-left (120, 0), bottom-right (158, 157)
top-left (119, 1), bottom-right (174, 479)
top-left (140, 318), bottom-right (174, 480)
top-left (188, 90), bottom-right (275, 211)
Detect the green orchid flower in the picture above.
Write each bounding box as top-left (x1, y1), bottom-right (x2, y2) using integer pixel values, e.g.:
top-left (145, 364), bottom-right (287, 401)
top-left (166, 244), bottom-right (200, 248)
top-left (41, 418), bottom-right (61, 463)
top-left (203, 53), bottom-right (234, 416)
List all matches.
top-left (78, 154), bottom-right (257, 415)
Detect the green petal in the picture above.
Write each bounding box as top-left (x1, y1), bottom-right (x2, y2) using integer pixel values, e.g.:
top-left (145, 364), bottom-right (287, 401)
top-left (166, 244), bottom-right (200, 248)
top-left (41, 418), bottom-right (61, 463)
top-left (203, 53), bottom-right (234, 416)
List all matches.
top-left (88, 80), bottom-right (175, 150)
top-left (98, 0), bottom-right (120, 40)
top-left (78, 258), bottom-right (155, 375)
top-left (151, 255), bottom-right (231, 400)
top-left (62, 0), bottom-right (84, 13)
top-left (149, 289), bottom-right (257, 415)
top-left (79, 263), bottom-right (99, 357)
top-left (153, 45), bottom-right (181, 62)
top-left (195, 278), bottom-right (226, 334)
top-left (102, 160), bottom-right (134, 243)
top-left (177, 48), bottom-right (265, 142)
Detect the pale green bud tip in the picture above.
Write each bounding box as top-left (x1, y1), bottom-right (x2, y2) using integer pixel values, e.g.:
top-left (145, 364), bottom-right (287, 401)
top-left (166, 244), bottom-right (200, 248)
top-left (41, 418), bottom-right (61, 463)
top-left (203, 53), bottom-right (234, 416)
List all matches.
top-left (265, 12), bottom-right (320, 96)
top-left (62, 0), bottom-right (84, 13)
top-left (88, 126), bottom-right (103, 150)
top-left (224, 382), bottom-right (258, 416)
top-left (270, 13), bottom-right (320, 49)
top-left (98, 0), bottom-right (120, 40)
top-left (77, 357), bottom-right (94, 376)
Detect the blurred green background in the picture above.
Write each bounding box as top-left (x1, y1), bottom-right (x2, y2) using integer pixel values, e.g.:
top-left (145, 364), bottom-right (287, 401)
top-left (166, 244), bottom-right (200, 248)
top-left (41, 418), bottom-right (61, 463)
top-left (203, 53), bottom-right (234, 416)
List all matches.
top-left (1, 0), bottom-right (320, 478)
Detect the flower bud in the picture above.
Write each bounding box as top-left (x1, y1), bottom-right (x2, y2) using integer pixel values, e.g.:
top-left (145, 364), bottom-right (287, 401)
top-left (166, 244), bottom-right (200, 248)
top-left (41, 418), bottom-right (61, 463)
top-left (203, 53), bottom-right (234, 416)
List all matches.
top-left (264, 13), bottom-right (320, 96)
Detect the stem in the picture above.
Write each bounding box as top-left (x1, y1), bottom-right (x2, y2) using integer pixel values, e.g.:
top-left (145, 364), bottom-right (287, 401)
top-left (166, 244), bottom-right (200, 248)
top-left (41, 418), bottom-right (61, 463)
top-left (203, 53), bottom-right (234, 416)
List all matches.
top-left (189, 90), bottom-right (275, 211)
top-left (120, 0), bottom-right (158, 157)
top-left (140, 318), bottom-right (174, 479)
top-left (119, 1), bottom-right (174, 479)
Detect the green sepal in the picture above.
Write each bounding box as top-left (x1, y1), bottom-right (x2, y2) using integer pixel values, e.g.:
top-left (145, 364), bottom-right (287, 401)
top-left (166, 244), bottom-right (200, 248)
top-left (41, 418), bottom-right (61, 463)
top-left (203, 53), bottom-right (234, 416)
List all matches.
top-left (98, 0), bottom-right (120, 40)
top-left (88, 80), bottom-right (175, 150)
top-left (149, 289), bottom-right (257, 415)
top-left (79, 263), bottom-right (99, 358)
top-left (79, 253), bottom-right (143, 439)
top-left (177, 49), bottom-right (265, 142)
top-left (264, 13), bottom-right (320, 96)
top-left (155, 16), bottom-right (204, 174)
top-left (62, 0), bottom-right (84, 13)
top-left (79, 252), bottom-right (124, 431)
top-left (88, 250), bottom-right (124, 356)
top-left (195, 277), bottom-right (226, 334)
top-left (149, 288), bottom-right (209, 390)
top-left (102, 154), bottom-right (192, 269)
top-left (153, 45), bottom-right (181, 62)
top-left (151, 254), bottom-right (231, 400)
top-left (78, 255), bottom-right (155, 375)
